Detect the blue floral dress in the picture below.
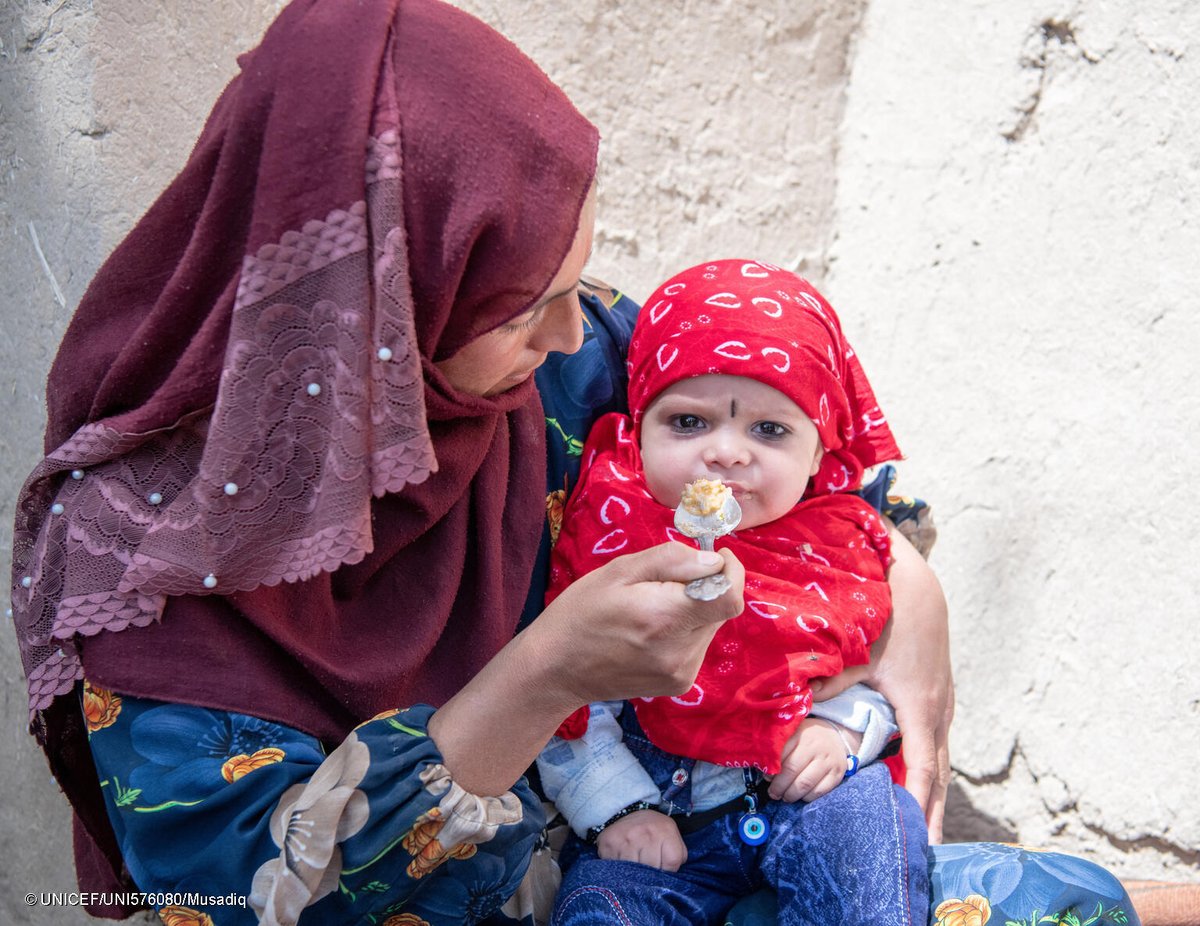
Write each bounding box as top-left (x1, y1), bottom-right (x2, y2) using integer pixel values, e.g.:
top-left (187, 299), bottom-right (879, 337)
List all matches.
top-left (84, 283), bottom-right (1139, 926)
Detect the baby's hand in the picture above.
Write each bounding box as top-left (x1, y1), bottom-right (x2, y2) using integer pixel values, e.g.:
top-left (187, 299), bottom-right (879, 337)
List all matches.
top-left (595, 809), bottom-right (687, 871)
top-left (768, 717), bottom-right (863, 803)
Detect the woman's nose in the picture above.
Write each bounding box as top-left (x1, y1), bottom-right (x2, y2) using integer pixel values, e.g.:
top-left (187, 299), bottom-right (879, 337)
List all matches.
top-left (530, 294), bottom-right (584, 355)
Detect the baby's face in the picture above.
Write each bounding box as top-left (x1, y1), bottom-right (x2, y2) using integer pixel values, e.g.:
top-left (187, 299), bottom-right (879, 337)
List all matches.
top-left (640, 374), bottom-right (822, 531)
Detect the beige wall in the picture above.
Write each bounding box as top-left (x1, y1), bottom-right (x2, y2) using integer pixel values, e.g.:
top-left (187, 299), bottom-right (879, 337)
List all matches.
top-left (0, 0), bottom-right (1194, 920)
top-left (826, 0), bottom-right (1199, 880)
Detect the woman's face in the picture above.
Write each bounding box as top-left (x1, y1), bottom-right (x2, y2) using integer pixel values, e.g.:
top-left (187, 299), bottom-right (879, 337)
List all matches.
top-left (435, 188), bottom-right (596, 397)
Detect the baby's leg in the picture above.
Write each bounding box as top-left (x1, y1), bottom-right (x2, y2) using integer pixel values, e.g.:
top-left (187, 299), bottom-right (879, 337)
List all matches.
top-left (552, 824), bottom-right (755, 926)
top-left (761, 763), bottom-right (929, 926)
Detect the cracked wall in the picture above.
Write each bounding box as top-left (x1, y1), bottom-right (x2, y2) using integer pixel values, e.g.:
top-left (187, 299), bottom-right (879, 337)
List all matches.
top-left (828, 0), bottom-right (1199, 881)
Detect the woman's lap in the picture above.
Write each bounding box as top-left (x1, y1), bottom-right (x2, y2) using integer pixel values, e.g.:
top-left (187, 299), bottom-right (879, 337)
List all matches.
top-left (85, 687), bottom-right (1140, 926)
top-left (85, 686), bottom-right (543, 925)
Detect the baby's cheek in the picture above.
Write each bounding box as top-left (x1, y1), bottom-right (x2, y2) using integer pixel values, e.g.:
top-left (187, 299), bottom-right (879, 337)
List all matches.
top-left (762, 490), bottom-right (808, 525)
top-left (734, 498), bottom-right (770, 531)
top-left (641, 452), bottom-right (682, 508)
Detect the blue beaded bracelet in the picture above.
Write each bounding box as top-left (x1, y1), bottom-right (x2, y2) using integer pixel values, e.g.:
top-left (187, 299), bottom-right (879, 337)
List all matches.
top-left (816, 718), bottom-right (861, 778)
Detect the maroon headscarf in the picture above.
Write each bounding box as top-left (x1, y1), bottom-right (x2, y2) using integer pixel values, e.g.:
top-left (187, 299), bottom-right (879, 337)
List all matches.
top-left (10, 0), bottom-right (597, 900)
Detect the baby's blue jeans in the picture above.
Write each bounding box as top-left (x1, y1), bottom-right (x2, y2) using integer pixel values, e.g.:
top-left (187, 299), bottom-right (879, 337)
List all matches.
top-left (552, 761), bottom-right (928, 926)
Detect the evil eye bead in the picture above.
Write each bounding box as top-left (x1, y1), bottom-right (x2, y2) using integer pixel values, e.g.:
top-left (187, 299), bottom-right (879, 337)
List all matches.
top-left (844, 754), bottom-right (860, 778)
top-left (739, 812), bottom-right (770, 846)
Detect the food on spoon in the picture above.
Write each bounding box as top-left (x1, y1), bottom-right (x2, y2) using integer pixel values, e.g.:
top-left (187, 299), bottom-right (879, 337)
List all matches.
top-left (680, 477), bottom-right (732, 518)
top-left (674, 478), bottom-right (741, 543)
top-left (674, 478), bottom-right (742, 600)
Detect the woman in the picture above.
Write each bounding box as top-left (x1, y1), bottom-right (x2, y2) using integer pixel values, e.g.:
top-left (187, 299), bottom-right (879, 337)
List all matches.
top-left (10, 1), bottom-right (1137, 925)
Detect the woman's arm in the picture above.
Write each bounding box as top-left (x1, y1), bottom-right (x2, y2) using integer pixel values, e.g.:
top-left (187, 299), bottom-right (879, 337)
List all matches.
top-left (428, 543), bottom-right (745, 797)
top-left (811, 523), bottom-right (953, 841)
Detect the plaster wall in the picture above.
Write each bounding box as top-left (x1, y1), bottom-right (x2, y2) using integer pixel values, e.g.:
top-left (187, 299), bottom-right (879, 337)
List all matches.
top-left (0, 0), bottom-right (1194, 921)
top-left (827, 0), bottom-right (1199, 881)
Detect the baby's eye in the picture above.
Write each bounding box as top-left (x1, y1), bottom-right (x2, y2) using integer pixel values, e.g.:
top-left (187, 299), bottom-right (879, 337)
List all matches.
top-left (670, 414), bottom-right (705, 432)
top-left (754, 421), bottom-right (790, 439)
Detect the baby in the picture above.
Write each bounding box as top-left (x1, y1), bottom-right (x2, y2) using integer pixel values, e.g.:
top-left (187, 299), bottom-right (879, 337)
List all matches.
top-left (538, 259), bottom-right (931, 925)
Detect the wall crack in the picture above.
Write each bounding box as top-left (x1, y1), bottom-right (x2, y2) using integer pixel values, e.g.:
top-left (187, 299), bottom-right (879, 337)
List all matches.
top-left (956, 740), bottom-right (1198, 868)
top-left (1082, 822), bottom-right (1200, 869)
top-left (1003, 19), bottom-right (1099, 143)
top-left (20, 0), bottom-right (69, 53)
top-left (73, 123), bottom-right (110, 140)
top-left (954, 738), bottom-right (1020, 786)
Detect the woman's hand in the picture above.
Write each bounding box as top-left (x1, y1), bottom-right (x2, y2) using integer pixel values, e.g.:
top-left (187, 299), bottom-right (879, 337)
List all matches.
top-left (810, 526), bottom-right (953, 841)
top-left (428, 542), bottom-right (744, 796)
top-left (536, 543), bottom-right (746, 705)
top-left (596, 810), bottom-right (687, 871)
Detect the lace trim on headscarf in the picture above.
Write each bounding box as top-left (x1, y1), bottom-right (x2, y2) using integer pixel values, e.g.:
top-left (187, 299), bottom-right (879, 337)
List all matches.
top-left (12, 121), bottom-right (433, 719)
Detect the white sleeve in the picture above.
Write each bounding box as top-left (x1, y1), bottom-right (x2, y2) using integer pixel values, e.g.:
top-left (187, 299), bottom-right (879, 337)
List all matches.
top-left (808, 683), bottom-right (899, 766)
top-left (535, 701), bottom-right (662, 838)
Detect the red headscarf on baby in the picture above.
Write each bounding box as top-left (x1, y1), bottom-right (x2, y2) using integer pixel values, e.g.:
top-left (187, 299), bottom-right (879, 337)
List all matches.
top-left (627, 259), bottom-right (901, 493)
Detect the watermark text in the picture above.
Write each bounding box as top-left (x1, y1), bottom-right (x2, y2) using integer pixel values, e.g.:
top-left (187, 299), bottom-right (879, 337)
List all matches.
top-left (25, 891), bottom-right (248, 909)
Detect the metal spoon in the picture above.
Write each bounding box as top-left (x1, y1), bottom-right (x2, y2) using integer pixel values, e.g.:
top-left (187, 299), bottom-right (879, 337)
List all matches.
top-left (674, 486), bottom-right (742, 601)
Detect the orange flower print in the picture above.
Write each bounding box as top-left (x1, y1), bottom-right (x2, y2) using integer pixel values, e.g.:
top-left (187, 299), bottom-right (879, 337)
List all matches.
top-left (82, 681), bottom-right (122, 732)
top-left (402, 807), bottom-right (478, 879)
top-left (934, 893), bottom-right (991, 926)
top-left (381, 915), bottom-right (432, 926)
top-left (355, 707), bottom-right (401, 730)
top-left (546, 488), bottom-right (567, 547)
top-left (158, 905), bottom-right (214, 926)
top-left (221, 747), bottom-right (286, 783)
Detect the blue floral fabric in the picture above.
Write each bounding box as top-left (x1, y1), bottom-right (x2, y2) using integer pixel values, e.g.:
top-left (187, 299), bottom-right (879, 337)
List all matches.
top-left (86, 687), bottom-right (544, 925)
top-left (83, 284), bottom-right (1141, 926)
